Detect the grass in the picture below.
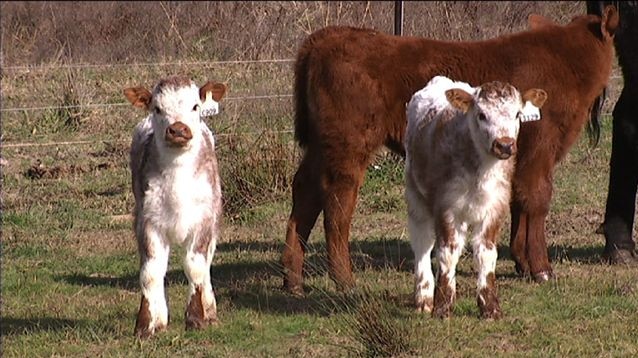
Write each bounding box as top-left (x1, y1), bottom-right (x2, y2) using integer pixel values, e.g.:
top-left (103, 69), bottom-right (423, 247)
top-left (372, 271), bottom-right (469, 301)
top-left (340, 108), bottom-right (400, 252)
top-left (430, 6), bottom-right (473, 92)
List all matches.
top-left (3, 107), bottom-right (638, 357)
top-left (0, 2), bottom-right (634, 354)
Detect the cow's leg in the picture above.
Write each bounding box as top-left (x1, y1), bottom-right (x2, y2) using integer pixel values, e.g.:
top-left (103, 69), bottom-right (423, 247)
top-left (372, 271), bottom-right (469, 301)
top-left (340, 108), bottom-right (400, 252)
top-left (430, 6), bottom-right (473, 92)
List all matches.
top-left (511, 157), bottom-right (554, 282)
top-left (510, 200), bottom-right (529, 276)
top-left (183, 226), bottom-right (218, 330)
top-left (135, 227), bottom-right (170, 338)
top-left (322, 159), bottom-right (368, 290)
top-left (433, 214), bottom-right (466, 319)
top-left (282, 149), bottom-right (323, 295)
top-left (522, 179), bottom-right (554, 282)
top-left (473, 221), bottom-right (502, 320)
top-left (602, 88), bottom-right (638, 264)
top-left (407, 197), bottom-right (435, 313)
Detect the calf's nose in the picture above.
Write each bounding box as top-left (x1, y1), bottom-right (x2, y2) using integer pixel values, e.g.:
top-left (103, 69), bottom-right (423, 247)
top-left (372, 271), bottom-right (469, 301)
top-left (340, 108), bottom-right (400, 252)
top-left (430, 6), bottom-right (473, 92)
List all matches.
top-left (165, 122), bottom-right (193, 147)
top-left (491, 137), bottom-right (517, 159)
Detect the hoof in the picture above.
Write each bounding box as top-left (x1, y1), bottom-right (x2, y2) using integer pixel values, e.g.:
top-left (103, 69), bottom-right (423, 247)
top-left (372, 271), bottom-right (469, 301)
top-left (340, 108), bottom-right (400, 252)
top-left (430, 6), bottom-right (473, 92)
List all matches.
top-left (432, 305), bottom-right (452, 319)
top-left (415, 296), bottom-right (433, 314)
top-left (134, 323), bottom-right (166, 339)
top-left (283, 283), bottom-right (305, 297)
top-left (185, 316), bottom-right (218, 331)
top-left (480, 306), bottom-right (503, 320)
top-left (532, 270), bottom-right (554, 283)
top-left (603, 249), bottom-right (638, 266)
top-left (481, 310), bottom-right (502, 321)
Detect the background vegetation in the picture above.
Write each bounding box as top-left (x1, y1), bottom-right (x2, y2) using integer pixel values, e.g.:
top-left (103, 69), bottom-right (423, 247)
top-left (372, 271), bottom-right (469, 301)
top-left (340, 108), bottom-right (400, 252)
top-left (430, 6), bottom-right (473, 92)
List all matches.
top-left (1, 1), bottom-right (635, 357)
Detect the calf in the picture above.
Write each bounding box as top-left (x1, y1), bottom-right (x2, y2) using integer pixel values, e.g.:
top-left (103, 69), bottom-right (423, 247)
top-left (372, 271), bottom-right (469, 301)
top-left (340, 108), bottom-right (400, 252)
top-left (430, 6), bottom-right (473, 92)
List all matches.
top-left (125, 76), bottom-right (227, 338)
top-left (405, 76), bottom-right (547, 318)
top-left (282, 6), bottom-right (618, 294)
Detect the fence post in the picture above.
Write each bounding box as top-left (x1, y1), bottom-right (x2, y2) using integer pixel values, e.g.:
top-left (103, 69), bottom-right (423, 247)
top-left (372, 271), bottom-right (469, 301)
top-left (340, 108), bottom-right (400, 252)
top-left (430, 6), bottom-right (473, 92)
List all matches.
top-left (394, 0), bottom-right (404, 36)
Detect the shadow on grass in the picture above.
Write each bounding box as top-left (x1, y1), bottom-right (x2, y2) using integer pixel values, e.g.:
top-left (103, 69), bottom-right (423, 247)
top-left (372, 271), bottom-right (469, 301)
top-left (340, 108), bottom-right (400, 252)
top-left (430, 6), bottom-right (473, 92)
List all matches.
top-left (548, 243), bottom-right (605, 265)
top-left (55, 238), bottom-right (607, 317)
top-left (1, 317), bottom-right (85, 337)
top-left (217, 239), bottom-right (282, 254)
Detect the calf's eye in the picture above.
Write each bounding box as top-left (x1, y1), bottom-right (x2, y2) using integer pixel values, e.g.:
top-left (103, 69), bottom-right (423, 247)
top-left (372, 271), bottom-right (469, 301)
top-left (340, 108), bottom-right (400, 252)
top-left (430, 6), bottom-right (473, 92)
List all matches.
top-left (478, 113), bottom-right (487, 122)
top-left (192, 104), bottom-right (200, 112)
top-left (154, 107), bottom-right (162, 115)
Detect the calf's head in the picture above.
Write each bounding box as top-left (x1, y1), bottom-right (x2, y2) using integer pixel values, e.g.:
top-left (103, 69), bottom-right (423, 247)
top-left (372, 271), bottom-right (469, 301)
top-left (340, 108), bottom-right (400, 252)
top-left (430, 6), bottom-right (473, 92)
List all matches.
top-left (124, 76), bottom-right (226, 149)
top-left (445, 82), bottom-right (547, 160)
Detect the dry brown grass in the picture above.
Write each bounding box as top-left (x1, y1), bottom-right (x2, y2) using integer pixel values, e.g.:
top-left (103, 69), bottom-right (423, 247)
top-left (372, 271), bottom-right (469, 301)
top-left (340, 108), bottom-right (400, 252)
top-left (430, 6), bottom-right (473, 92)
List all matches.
top-left (2, 1), bottom-right (584, 65)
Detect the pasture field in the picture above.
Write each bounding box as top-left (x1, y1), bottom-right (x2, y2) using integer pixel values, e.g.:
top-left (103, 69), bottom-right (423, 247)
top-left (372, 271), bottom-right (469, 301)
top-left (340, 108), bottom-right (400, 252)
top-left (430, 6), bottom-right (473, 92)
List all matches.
top-left (2, 1), bottom-right (637, 357)
top-left (3, 98), bottom-right (638, 356)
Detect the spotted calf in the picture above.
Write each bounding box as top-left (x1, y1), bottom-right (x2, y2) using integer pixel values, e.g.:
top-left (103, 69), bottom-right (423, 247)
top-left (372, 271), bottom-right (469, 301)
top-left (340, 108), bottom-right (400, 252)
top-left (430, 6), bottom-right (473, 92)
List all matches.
top-left (125, 76), bottom-right (226, 338)
top-left (405, 76), bottom-right (547, 319)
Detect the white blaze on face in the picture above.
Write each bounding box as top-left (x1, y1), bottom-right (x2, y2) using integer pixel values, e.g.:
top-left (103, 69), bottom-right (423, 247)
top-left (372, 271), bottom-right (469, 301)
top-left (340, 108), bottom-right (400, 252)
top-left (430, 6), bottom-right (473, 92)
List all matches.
top-left (468, 88), bottom-right (522, 157)
top-left (151, 83), bottom-right (203, 147)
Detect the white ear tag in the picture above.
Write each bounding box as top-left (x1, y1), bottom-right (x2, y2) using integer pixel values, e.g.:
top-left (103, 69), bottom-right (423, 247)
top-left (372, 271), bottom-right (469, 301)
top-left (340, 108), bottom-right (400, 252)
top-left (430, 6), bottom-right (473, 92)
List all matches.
top-left (200, 91), bottom-right (220, 118)
top-left (520, 101), bottom-right (541, 122)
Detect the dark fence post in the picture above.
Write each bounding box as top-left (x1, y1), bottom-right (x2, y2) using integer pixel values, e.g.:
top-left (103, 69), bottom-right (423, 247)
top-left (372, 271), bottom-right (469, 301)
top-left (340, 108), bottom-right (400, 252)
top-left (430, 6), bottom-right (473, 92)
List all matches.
top-left (394, 0), bottom-right (404, 36)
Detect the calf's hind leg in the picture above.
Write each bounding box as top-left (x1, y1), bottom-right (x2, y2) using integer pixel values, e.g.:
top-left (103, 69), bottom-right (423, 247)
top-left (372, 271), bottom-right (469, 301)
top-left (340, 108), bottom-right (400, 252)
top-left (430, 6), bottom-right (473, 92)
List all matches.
top-left (282, 149), bottom-right (323, 295)
top-left (510, 171), bottom-right (554, 282)
top-left (322, 158), bottom-right (369, 290)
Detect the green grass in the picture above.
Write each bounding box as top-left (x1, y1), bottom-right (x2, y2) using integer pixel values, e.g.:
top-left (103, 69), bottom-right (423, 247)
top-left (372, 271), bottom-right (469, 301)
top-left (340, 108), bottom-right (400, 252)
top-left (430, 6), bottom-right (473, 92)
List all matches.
top-left (3, 108), bottom-right (638, 357)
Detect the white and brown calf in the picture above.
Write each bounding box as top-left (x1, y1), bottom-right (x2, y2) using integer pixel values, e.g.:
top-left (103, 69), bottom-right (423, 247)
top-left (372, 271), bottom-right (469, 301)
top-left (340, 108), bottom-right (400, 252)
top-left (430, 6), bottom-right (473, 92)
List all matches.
top-left (405, 76), bottom-right (547, 319)
top-left (125, 76), bottom-right (226, 338)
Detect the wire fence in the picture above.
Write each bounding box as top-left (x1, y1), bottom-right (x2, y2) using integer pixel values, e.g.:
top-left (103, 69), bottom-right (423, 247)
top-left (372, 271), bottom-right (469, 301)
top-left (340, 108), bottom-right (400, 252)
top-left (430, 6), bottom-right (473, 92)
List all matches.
top-left (0, 94), bottom-right (293, 113)
top-left (0, 58), bottom-right (626, 151)
top-left (1, 58), bottom-right (295, 72)
top-left (1, 129), bottom-right (295, 149)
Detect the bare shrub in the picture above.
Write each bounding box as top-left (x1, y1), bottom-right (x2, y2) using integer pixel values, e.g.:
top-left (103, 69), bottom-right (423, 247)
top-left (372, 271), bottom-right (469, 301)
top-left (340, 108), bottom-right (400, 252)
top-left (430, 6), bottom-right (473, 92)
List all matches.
top-left (218, 131), bottom-right (298, 217)
top-left (1, 1), bottom-right (582, 66)
top-left (331, 287), bottom-right (414, 358)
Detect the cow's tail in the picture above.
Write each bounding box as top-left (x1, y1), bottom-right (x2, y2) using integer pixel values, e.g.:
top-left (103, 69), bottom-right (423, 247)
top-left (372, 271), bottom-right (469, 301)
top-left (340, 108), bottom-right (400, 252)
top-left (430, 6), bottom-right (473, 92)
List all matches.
top-left (587, 87), bottom-right (605, 148)
top-left (585, 1), bottom-right (610, 148)
top-left (293, 40), bottom-right (312, 149)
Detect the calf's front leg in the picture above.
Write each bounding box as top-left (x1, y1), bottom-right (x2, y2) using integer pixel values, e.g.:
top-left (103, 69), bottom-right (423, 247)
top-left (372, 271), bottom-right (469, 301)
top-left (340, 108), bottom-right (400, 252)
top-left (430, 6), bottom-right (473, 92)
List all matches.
top-left (135, 227), bottom-right (170, 338)
top-left (472, 221), bottom-right (502, 320)
top-left (184, 227), bottom-right (218, 330)
top-left (408, 213), bottom-right (436, 313)
top-left (433, 215), bottom-right (466, 319)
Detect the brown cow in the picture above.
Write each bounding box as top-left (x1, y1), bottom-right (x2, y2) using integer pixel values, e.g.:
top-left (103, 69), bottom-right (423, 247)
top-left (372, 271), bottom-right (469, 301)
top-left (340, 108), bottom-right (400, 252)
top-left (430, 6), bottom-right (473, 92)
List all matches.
top-left (281, 6), bottom-right (619, 295)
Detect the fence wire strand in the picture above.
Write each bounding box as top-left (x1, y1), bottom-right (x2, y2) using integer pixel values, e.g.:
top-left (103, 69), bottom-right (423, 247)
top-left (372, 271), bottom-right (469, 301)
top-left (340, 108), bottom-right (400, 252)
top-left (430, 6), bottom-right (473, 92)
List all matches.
top-left (1, 129), bottom-right (295, 149)
top-left (0, 57), bottom-right (625, 150)
top-left (1, 58), bottom-right (295, 72)
top-left (1, 94), bottom-right (293, 113)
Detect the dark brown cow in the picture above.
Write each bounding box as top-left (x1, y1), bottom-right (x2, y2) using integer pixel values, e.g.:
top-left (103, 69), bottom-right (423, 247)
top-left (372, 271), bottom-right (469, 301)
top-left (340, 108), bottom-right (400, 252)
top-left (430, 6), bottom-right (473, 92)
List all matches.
top-left (281, 6), bottom-right (619, 295)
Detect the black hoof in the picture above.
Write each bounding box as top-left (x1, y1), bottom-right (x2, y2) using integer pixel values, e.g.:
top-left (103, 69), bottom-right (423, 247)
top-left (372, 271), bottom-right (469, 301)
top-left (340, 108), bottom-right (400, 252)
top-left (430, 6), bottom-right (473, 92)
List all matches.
top-left (603, 249), bottom-right (638, 266)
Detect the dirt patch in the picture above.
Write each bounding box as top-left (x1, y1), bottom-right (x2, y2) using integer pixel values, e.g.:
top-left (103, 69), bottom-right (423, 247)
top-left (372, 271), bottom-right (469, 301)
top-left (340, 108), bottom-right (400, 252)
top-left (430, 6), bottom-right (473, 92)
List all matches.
top-left (24, 160), bottom-right (112, 180)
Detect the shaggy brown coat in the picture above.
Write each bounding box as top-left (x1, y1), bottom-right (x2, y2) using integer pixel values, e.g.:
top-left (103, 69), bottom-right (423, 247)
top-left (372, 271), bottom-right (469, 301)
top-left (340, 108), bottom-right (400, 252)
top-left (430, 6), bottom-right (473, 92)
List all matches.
top-left (281, 6), bottom-right (619, 294)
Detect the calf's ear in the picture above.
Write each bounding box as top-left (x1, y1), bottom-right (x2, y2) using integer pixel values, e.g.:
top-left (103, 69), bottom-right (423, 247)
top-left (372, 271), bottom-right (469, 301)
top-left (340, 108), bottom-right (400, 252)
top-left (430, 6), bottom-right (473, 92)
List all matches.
top-left (200, 82), bottom-right (227, 102)
top-left (522, 89), bottom-right (548, 108)
top-left (123, 87), bottom-right (152, 110)
top-left (601, 5), bottom-right (619, 40)
top-left (445, 88), bottom-right (473, 113)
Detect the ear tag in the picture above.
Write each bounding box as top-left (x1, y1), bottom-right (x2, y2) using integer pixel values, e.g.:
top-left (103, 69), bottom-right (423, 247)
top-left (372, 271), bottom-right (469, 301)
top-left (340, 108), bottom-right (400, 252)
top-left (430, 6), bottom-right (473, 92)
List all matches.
top-left (200, 91), bottom-right (220, 118)
top-left (520, 101), bottom-right (541, 122)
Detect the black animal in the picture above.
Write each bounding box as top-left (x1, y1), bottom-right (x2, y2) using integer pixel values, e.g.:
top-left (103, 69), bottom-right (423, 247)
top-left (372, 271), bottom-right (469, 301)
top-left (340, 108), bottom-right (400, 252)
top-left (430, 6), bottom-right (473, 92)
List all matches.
top-left (587, 1), bottom-right (638, 264)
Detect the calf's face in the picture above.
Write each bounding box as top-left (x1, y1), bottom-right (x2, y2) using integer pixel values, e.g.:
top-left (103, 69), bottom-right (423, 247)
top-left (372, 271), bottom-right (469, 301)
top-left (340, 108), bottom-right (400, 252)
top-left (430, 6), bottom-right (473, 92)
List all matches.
top-left (153, 84), bottom-right (200, 147)
top-left (445, 82), bottom-right (547, 160)
top-left (124, 77), bottom-right (227, 149)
